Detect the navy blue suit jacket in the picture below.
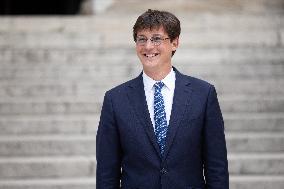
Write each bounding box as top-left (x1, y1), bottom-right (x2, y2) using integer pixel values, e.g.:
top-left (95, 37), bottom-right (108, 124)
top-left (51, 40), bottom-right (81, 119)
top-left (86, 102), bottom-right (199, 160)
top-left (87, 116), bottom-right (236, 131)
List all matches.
top-left (96, 68), bottom-right (229, 189)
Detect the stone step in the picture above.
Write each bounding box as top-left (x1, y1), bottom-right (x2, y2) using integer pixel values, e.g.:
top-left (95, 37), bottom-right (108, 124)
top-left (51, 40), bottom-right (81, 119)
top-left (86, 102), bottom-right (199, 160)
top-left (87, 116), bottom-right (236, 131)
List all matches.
top-left (226, 133), bottom-right (284, 153)
top-left (0, 136), bottom-right (96, 157)
top-left (0, 96), bottom-right (283, 115)
top-left (219, 96), bottom-right (284, 113)
top-left (224, 113), bottom-right (284, 132)
top-left (0, 132), bottom-right (282, 157)
top-left (0, 176), bottom-right (283, 189)
top-left (0, 116), bottom-right (100, 136)
top-left (107, 0), bottom-right (284, 15)
top-left (0, 83), bottom-right (110, 104)
top-left (0, 153), bottom-right (283, 179)
top-left (0, 14), bottom-right (282, 49)
top-left (229, 175), bottom-right (284, 189)
top-left (0, 113), bottom-right (283, 136)
top-left (0, 32), bottom-right (102, 49)
top-left (0, 100), bottom-right (101, 115)
top-left (1, 47), bottom-right (283, 65)
top-left (0, 67), bottom-right (282, 84)
top-left (176, 14), bottom-right (284, 31)
top-left (0, 157), bottom-right (96, 180)
top-left (0, 14), bottom-right (282, 33)
top-left (0, 79), bottom-right (283, 101)
top-left (0, 60), bottom-right (283, 80)
top-left (229, 153), bottom-right (284, 175)
top-left (174, 47), bottom-right (284, 65)
top-left (213, 79), bottom-right (284, 96)
top-left (0, 29), bottom-right (282, 49)
top-left (179, 29), bottom-right (281, 48)
top-left (0, 178), bottom-right (96, 189)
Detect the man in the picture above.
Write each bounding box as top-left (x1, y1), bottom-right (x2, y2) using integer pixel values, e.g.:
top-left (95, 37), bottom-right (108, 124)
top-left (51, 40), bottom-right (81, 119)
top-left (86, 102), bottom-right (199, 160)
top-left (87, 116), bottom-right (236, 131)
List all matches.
top-left (96, 9), bottom-right (229, 189)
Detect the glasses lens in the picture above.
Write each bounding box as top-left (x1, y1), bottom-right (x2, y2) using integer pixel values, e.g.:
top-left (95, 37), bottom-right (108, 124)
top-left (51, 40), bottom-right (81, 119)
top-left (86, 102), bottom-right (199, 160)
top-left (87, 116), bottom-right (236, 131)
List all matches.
top-left (152, 36), bottom-right (163, 45)
top-left (136, 37), bottom-right (147, 45)
top-left (136, 36), bottom-right (168, 46)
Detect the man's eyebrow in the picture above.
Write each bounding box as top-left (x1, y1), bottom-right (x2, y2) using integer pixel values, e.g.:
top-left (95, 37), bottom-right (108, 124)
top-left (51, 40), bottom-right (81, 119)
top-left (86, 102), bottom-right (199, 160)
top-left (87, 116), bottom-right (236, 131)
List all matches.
top-left (149, 34), bottom-right (164, 38)
top-left (137, 34), bottom-right (163, 38)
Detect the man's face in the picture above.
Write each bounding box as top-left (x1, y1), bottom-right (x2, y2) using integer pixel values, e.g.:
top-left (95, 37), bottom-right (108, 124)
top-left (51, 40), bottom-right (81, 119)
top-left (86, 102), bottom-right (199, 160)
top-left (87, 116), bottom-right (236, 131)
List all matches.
top-left (135, 27), bottom-right (179, 73)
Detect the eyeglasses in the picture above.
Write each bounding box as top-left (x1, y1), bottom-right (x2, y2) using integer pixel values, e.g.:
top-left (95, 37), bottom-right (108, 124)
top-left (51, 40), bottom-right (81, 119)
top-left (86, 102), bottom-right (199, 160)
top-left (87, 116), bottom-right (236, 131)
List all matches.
top-left (136, 35), bottom-right (170, 46)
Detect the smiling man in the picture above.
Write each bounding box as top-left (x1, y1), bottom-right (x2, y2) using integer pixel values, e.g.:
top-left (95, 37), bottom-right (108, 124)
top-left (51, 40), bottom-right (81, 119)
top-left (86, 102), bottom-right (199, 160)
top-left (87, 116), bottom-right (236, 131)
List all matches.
top-left (96, 9), bottom-right (229, 189)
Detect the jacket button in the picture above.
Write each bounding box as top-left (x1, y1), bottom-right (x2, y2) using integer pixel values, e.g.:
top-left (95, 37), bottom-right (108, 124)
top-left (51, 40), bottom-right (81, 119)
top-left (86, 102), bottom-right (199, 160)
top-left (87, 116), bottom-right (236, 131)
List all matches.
top-left (160, 168), bottom-right (167, 174)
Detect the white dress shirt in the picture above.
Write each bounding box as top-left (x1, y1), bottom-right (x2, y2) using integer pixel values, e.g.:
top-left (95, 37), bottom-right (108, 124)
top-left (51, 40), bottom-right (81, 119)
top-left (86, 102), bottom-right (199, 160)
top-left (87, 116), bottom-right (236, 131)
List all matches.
top-left (143, 68), bottom-right (176, 128)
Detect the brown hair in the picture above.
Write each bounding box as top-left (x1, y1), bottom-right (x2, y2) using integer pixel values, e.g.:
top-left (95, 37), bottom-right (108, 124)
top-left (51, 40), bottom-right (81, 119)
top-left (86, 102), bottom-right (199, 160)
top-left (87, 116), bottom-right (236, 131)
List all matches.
top-left (133, 9), bottom-right (181, 56)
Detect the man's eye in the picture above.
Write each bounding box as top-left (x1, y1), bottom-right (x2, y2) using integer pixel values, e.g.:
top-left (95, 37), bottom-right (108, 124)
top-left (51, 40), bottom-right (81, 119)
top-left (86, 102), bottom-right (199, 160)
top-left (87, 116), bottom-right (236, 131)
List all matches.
top-left (137, 38), bottom-right (147, 43)
top-left (152, 37), bottom-right (162, 42)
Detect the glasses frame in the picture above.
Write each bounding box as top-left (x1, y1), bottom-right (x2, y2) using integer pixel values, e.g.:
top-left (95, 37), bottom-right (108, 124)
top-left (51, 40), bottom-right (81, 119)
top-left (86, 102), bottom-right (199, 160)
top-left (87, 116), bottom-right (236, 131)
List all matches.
top-left (136, 35), bottom-right (170, 46)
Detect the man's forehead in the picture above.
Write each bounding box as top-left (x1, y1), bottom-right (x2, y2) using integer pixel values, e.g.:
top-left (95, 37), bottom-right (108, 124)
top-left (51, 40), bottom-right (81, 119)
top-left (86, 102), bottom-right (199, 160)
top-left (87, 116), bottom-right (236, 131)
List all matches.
top-left (137, 27), bottom-right (167, 36)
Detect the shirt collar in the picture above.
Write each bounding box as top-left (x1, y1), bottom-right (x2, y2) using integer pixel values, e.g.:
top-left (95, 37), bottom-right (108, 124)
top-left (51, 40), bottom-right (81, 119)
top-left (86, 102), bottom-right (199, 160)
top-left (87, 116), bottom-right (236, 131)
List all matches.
top-left (143, 68), bottom-right (175, 92)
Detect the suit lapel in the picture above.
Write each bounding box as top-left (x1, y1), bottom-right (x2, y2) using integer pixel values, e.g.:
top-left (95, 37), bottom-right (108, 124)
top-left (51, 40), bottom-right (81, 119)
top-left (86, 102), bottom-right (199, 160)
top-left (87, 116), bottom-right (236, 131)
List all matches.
top-left (126, 74), bottom-right (162, 158)
top-left (163, 70), bottom-right (193, 160)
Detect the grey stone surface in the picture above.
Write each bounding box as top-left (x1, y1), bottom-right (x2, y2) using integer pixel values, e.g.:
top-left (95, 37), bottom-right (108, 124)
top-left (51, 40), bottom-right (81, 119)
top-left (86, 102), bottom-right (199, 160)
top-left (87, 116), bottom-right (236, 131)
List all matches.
top-left (226, 133), bottom-right (284, 152)
top-left (0, 136), bottom-right (96, 156)
top-left (0, 0), bottom-right (283, 188)
top-left (224, 113), bottom-right (284, 132)
top-left (230, 175), bottom-right (284, 189)
top-left (0, 116), bottom-right (99, 135)
top-left (0, 178), bottom-right (96, 189)
top-left (229, 154), bottom-right (284, 174)
top-left (0, 101), bottom-right (101, 115)
top-left (220, 97), bottom-right (284, 113)
top-left (0, 157), bottom-right (95, 179)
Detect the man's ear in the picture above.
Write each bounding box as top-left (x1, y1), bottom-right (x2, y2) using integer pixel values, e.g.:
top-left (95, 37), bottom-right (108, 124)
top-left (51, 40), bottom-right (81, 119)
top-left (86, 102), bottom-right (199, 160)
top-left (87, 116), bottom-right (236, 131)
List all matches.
top-left (172, 37), bottom-right (179, 51)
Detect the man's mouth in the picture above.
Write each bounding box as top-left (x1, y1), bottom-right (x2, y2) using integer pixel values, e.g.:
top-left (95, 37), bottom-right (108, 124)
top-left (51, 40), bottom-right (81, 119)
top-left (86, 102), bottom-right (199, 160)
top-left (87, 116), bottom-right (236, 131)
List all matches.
top-left (144, 53), bottom-right (159, 58)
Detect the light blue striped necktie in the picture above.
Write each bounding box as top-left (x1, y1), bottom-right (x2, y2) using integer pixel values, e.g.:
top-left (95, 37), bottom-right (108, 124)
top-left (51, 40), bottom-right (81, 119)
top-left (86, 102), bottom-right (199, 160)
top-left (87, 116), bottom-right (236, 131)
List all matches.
top-left (154, 81), bottom-right (168, 156)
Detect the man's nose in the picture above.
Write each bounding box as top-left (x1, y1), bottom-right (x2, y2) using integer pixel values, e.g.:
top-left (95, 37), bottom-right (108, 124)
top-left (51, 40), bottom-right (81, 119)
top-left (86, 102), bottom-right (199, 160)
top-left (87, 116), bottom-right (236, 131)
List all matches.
top-left (145, 39), bottom-right (155, 49)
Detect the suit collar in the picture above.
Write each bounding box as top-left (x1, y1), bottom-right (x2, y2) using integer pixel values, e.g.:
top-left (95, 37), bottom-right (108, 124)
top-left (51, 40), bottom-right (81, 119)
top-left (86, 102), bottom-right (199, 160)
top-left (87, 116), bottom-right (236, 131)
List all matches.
top-left (142, 68), bottom-right (175, 92)
top-left (128, 67), bottom-right (187, 87)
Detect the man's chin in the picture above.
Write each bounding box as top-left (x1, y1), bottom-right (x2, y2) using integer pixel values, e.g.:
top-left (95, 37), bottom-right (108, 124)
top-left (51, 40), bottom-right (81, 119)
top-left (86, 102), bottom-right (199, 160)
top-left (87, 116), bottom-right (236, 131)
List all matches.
top-left (142, 61), bottom-right (159, 68)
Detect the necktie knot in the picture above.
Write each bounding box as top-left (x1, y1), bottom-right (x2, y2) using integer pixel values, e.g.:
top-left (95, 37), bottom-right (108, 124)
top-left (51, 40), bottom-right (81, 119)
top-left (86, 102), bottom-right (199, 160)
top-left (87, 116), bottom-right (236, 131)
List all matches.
top-left (154, 81), bottom-right (164, 92)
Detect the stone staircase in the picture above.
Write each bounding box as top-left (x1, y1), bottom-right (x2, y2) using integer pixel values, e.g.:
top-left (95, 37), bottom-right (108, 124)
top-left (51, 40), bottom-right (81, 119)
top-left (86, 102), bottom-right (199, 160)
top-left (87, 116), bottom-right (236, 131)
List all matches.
top-left (0, 0), bottom-right (284, 188)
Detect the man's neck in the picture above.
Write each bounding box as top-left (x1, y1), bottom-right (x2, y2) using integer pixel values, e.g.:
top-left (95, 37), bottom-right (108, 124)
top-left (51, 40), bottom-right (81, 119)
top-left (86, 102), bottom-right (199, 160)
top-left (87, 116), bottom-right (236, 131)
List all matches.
top-left (143, 65), bottom-right (172, 81)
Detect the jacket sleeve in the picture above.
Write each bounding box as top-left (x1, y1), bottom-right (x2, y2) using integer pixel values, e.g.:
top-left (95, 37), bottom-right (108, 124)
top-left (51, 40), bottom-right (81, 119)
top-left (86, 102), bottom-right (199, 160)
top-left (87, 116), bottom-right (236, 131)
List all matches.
top-left (203, 85), bottom-right (229, 189)
top-left (96, 91), bottom-right (122, 189)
